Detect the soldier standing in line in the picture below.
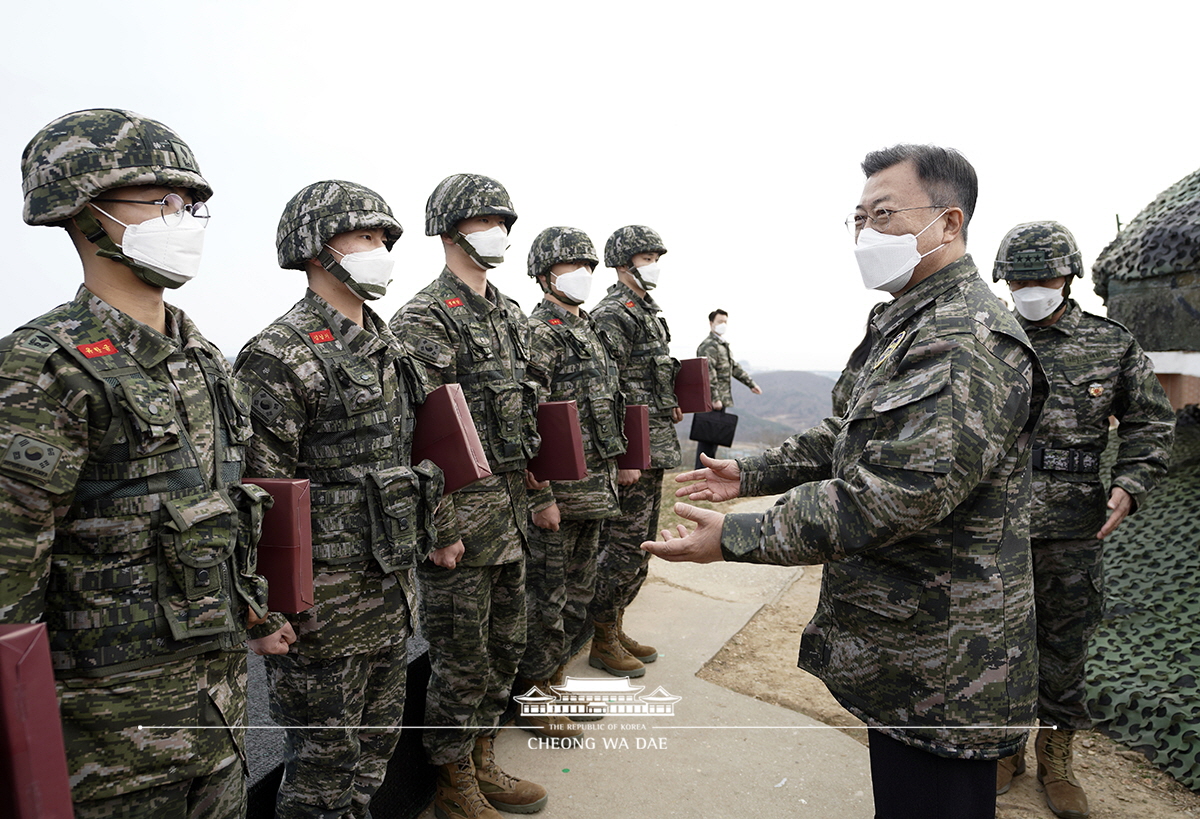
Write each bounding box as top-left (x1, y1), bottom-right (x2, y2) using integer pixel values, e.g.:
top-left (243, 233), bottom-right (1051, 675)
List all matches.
top-left (694, 309), bottom-right (762, 468)
top-left (235, 181), bottom-right (443, 819)
top-left (518, 227), bottom-right (624, 737)
top-left (992, 221), bottom-right (1174, 819)
top-left (0, 108), bottom-right (289, 818)
top-left (390, 174), bottom-right (547, 819)
top-left (587, 225), bottom-right (682, 678)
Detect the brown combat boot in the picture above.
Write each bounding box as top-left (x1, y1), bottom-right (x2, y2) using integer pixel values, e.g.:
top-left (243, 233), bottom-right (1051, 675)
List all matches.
top-left (616, 608), bottom-right (657, 663)
top-left (472, 735), bottom-right (548, 814)
top-left (588, 621), bottom-right (645, 677)
top-left (1036, 728), bottom-right (1090, 818)
top-left (515, 679), bottom-right (582, 739)
top-left (434, 757), bottom-right (503, 819)
top-left (996, 746), bottom-right (1026, 794)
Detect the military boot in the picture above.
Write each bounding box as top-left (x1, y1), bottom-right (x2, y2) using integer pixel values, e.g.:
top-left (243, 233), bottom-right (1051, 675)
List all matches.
top-left (995, 746), bottom-right (1026, 794)
top-left (516, 679), bottom-right (582, 739)
top-left (472, 735), bottom-right (548, 814)
top-left (588, 621), bottom-right (645, 677)
top-left (1036, 728), bottom-right (1089, 818)
top-left (434, 757), bottom-right (503, 819)
top-left (616, 608), bottom-right (657, 663)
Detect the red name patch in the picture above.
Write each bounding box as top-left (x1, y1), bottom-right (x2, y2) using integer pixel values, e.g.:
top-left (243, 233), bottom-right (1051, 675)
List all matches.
top-left (77, 339), bottom-right (117, 358)
top-left (309, 329), bottom-right (335, 344)
top-left (548, 318), bottom-right (563, 325)
top-left (444, 298), bottom-right (464, 308)
top-left (625, 301), bottom-right (636, 308)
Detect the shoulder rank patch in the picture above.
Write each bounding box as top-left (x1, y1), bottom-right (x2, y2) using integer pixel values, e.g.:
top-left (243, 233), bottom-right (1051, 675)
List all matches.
top-left (445, 297), bottom-right (464, 308)
top-left (19, 332), bottom-right (56, 354)
top-left (77, 339), bottom-right (117, 358)
top-left (548, 318), bottom-right (563, 325)
top-left (2, 434), bottom-right (63, 482)
top-left (309, 329), bottom-right (335, 344)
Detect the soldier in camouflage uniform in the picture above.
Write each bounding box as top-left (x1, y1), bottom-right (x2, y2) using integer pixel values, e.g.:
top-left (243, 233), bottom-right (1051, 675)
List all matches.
top-left (693, 309), bottom-right (762, 467)
top-left (992, 221), bottom-right (1174, 819)
top-left (587, 225), bottom-right (682, 678)
top-left (235, 180), bottom-right (442, 819)
top-left (649, 146), bottom-right (1044, 819)
top-left (0, 108), bottom-right (286, 818)
top-left (518, 227), bottom-right (624, 738)
top-left (389, 174), bottom-right (547, 818)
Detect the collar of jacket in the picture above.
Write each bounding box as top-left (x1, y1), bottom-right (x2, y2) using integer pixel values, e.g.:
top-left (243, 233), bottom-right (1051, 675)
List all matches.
top-left (1018, 297), bottom-right (1080, 337)
top-left (608, 281), bottom-right (661, 313)
top-left (302, 288), bottom-right (393, 356)
top-left (77, 284), bottom-right (184, 370)
top-left (871, 254), bottom-right (977, 338)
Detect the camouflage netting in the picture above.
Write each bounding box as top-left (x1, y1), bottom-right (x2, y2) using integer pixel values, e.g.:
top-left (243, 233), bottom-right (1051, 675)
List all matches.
top-left (1088, 419), bottom-right (1200, 790)
top-left (1093, 167), bottom-right (1200, 299)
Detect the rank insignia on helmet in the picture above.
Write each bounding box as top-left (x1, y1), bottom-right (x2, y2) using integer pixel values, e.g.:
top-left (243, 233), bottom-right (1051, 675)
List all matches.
top-left (2, 434), bottom-right (63, 481)
top-left (1088, 383), bottom-right (1105, 397)
top-left (309, 329), bottom-right (335, 344)
top-left (444, 297), bottom-right (464, 308)
top-left (77, 339), bottom-right (117, 358)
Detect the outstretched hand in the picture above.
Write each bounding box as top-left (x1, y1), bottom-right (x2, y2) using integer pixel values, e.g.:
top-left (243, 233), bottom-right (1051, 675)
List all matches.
top-left (674, 453), bottom-right (742, 502)
top-left (641, 503), bottom-right (725, 564)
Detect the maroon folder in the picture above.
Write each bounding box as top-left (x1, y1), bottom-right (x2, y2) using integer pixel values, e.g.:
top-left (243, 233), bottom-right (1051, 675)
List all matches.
top-left (0, 624), bottom-right (75, 819)
top-left (243, 478), bottom-right (315, 614)
top-left (413, 383), bottom-right (492, 494)
top-left (617, 404), bottom-right (651, 470)
top-left (674, 357), bottom-right (713, 414)
top-left (527, 401), bottom-right (587, 482)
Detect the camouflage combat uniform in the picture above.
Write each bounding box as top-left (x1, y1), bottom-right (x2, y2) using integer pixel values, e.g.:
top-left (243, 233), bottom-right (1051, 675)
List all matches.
top-left (721, 256), bottom-right (1043, 760)
top-left (694, 330), bottom-right (758, 465)
top-left (1018, 298), bottom-right (1174, 730)
top-left (390, 268), bottom-right (538, 765)
top-left (522, 301), bottom-right (623, 678)
top-left (236, 290), bottom-right (439, 818)
top-left (0, 287), bottom-right (268, 813)
top-left (589, 282), bottom-right (681, 623)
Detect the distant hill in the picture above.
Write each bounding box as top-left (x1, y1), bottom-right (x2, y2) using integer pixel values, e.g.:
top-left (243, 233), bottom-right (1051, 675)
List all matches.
top-left (678, 369), bottom-right (837, 449)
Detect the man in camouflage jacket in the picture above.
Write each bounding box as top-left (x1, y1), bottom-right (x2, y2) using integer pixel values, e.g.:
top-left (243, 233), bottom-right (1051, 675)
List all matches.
top-left (0, 109), bottom-right (283, 818)
top-left (236, 180), bottom-right (441, 819)
top-left (693, 309), bottom-right (761, 467)
top-left (648, 146), bottom-right (1043, 819)
top-left (993, 221), bottom-right (1174, 817)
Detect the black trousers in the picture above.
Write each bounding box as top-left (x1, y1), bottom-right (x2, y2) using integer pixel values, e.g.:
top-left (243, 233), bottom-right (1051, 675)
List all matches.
top-left (868, 730), bottom-right (997, 819)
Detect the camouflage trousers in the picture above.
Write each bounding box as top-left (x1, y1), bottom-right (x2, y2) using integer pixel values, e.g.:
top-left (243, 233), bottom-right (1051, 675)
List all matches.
top-left (263, 642), bottom-right (407, 819)
top-left (418, 559), bottom-right (526, 765)
top-left (589, 468), bottom-right (664, 623)
top-left (520, 517), bottom-right (604, 680)
top-left (71, 755), bottom-right (245, 819)
top-left (1033, 537), bottom-right (1104, 730)
top-left (57, 650), bottom-right (247, 806)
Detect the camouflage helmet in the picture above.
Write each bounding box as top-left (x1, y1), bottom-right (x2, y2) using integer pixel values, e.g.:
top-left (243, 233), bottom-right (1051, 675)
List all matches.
top-left (21, 108), bottom-right (211, 226)
top-left (993, 221), bottom-right (1084, 282)
top-left (425, 173), bottom-right (517, 237)
top-left (527, 226), bottom-right (599, 280)
top-left (276, 180), bottom-right (402, 270)
top-left (604, 225), bottom-right (668, 269)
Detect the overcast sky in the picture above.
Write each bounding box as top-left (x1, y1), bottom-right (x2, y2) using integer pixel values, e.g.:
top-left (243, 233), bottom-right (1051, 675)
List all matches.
top-left (3, 2), bottom-right (1197, 373)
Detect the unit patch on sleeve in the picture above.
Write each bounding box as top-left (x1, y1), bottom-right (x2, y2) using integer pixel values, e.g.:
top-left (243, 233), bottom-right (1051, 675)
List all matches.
top-left (251, 389), bottom-right (286, 423)
top-left (2, 434), bottom-right (63, 482)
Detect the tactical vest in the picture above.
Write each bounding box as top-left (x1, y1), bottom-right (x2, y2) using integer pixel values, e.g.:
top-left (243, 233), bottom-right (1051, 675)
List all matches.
top-left (23, 301), bottom-right (268, 676)
top-left (423, 278), bottom-right (539, 472)
top-left (599, 295), bottom-right (679, 414)
top-left (532, 307), bottom-right (626, 459)
top-left (276, 308), bottom-right (440, 574)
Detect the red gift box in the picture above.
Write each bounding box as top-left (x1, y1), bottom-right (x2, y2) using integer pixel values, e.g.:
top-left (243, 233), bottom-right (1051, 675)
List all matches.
top-left (413, 384), bottom-right (492, 494)
top-left (674, 357), bottom-right (713, 414)
top-left (0, 623), bottom-right (75, 819)
top-left (527, 401), bottom-right (587, 482)
top-left (243, 478), bottom-right (315, 614)
top-left (617, 404), bottom-right (651, 470)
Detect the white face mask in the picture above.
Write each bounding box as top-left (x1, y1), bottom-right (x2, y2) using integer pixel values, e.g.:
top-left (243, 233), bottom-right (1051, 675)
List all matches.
top-left (326, 245), bottom-right (395, 301)
top-left (552, 265), bottom-right (592, 305)
top-left (632, 261), bottom-right (661, 290)
top-left (460, 225), bottom-right (509, 269)
top-left (92, 205), bottom-right (206, 288)
top-left (852, 210), bottom-right (947, 294)
top-left (713, 322), bottom-right (728, 336)
top-left (1011, 285), bottom-right (1064, 321)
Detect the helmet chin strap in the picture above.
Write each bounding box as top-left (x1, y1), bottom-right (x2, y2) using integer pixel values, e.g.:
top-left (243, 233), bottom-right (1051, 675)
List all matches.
top-left (72, 208), bottom-right (175, 289)
top-left (316, 247), bottom-right (354, 286)
top-left (452, 231), bottom-right (498, 270)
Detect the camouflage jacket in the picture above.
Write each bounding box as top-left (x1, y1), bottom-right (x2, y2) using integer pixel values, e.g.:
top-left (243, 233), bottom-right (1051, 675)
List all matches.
top-left (1018, 299), bottom-right (1174, 539)
top-left (236, 291), bottom-right (440, 658)
top-left (696, 332), bottom-right (757, 407)
top-left (721, 256), bottom-right (1043, 760)
top-left (389, 268), bottom-right (537, 566)
top-left (525, 300), bottom-right (622, 520)
top-left (591, 282), bottom-right (681, 469)
top-left (0, 285), bottom-right (266, 799)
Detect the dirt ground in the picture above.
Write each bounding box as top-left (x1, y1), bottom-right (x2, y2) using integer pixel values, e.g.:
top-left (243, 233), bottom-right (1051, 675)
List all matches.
top-left (695, 563), bottom-right (1200, 818)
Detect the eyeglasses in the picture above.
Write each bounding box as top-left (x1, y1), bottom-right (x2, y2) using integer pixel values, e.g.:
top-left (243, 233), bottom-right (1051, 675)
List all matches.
top-left (91, 193), bottom-right (210, 227)
top-left (845, 205), bottom-right (944, 235)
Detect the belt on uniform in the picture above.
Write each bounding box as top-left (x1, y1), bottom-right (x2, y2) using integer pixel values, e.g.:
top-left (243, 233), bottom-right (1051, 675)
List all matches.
top-left (1031, 447), bottom-right (1101, 473)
